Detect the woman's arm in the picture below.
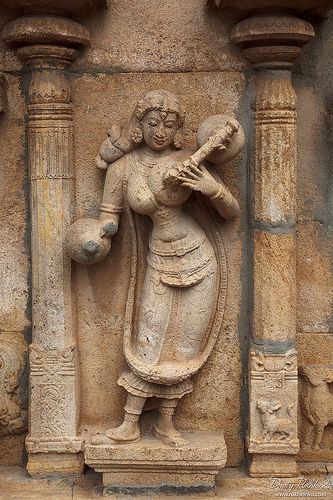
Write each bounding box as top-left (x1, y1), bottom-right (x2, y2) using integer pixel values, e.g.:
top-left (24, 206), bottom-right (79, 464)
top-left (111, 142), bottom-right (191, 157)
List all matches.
top-left (99, 159), bottom-right (125, 236)
top-left (176, 161), bottom-right (240, 220)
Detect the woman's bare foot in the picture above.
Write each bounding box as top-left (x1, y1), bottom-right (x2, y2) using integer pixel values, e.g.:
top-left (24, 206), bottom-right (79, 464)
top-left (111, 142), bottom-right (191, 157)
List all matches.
top-left (105, 419), bottom-right (140, 443)
top-left (153, 414), bottom-right (186, 447)
top-left (90, 433), bottom-right (112, 445)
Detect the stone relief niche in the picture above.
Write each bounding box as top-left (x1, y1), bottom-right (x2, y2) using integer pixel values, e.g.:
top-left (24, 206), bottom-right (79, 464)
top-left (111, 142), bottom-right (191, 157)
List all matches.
top-left (66, 89), bottom-right (245, 493)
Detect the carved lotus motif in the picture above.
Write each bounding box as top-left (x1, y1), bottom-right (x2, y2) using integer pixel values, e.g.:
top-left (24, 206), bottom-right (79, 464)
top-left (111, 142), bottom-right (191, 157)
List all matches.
top-left (214, 0), bottom-right (333, 15)
top-left (0, 0), bottom-right (106, 18)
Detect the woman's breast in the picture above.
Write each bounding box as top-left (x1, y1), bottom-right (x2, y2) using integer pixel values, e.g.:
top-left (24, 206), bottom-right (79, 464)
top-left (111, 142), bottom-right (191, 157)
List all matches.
top-left (127, 175), bottom-right (157, 215)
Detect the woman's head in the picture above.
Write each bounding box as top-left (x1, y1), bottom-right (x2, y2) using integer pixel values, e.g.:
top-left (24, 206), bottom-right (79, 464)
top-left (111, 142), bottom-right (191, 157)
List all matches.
top-left (130, 90), bottom-right (184, 151)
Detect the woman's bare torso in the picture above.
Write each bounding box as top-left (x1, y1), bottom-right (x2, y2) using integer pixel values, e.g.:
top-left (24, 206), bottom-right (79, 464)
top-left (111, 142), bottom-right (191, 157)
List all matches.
top-left (126, 149), bottom-right (206, 245)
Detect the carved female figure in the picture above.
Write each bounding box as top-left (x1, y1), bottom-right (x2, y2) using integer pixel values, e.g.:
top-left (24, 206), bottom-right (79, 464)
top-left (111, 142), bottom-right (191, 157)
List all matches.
top-left (67, 90), bottom-right (243, 447)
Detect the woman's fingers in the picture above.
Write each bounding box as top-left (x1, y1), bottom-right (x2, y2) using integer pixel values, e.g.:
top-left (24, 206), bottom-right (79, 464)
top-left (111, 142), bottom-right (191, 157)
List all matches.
top-left (179, 180), bottom-right (196, 190)
top-left (198, 163), bottom-right (209, 174)
top-left (188, 163), bottom-right (203, 177)
top-left (177, 170), bottom-right (199, 181)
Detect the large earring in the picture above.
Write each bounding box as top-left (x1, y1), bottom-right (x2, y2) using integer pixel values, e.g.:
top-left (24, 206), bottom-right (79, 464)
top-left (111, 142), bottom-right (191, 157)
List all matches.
top-left (173, 131), bottom-right (183, 149)
top-left (130, 127), bottom-right (143, 144)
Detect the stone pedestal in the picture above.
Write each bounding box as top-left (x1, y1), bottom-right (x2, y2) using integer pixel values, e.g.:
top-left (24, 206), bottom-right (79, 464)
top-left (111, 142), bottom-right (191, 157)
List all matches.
top-left (85, 431), bottom-right (227, 495)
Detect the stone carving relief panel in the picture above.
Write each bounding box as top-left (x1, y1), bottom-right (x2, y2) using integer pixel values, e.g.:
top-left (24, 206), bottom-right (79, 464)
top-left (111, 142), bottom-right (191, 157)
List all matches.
top-left (299, 364), bottom-right (333, 457)
top-left (0, 332), bottom-right (27, 465)
top-left (65, 89), bottom-right (244, 489)
top-left (27, 344), bottom-right (80, 453)
top-left (249, 349), bottom-right (299, 454)
top-left (0, 332), bottom-right (27, 438)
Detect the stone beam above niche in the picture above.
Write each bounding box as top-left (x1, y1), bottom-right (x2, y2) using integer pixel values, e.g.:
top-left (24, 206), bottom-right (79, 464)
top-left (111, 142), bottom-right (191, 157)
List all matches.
top-left (214, 0), bottom-right (333, 17)
top-left (0, 0), bottom-right (107, 19)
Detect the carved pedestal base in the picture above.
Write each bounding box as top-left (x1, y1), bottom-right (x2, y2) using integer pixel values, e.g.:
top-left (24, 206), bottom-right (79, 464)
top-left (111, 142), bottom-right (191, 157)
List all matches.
top-left (27, 452), bottom-right (84, 477)
top-left (85, 431), bottom-right (227, 496)
top-left (250, 453), bottom-right (298, 478)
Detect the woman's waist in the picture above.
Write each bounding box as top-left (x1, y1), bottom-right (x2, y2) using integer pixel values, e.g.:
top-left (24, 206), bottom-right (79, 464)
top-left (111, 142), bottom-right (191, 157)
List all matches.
top-left (149, 227), bottom-right (207, 257)
top-left (147, 238), bottom-right (215, 287)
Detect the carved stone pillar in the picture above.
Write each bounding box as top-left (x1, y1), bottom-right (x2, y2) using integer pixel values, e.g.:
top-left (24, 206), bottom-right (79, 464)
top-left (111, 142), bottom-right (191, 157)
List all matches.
top-left (231, 12), bottom-right (315, 477)
top-left (4, 16), bottom-right (90, 476)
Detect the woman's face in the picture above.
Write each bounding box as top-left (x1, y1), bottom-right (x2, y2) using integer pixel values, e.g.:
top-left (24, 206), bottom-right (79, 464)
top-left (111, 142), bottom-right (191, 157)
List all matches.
top-left (141, 110), bottom-right (178, 151)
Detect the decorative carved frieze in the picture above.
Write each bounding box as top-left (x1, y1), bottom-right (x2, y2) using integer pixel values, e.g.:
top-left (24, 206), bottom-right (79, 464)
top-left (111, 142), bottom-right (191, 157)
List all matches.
top-left (27, 344), bottom-right (81, 454)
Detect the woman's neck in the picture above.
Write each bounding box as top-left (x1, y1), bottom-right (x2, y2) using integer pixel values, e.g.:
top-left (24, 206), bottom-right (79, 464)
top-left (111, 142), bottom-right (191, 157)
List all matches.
top-left (139, 144), bottom-right (174, 158)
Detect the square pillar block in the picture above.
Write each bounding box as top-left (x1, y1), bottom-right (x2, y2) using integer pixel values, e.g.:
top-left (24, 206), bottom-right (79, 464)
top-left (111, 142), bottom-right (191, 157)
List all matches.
top-left (85, 431), bottom-right (227, 495)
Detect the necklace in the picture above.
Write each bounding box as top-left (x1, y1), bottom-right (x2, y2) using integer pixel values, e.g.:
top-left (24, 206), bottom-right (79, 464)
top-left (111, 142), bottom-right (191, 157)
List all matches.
top-left (135, 150), bottom-right (158, 168)
top-left (132, 150), bottom-right (157, 176)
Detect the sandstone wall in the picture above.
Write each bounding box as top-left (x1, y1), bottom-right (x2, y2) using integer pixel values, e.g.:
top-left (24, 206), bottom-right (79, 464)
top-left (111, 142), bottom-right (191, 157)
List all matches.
top-left (0, 0), bottom-right (332, 466)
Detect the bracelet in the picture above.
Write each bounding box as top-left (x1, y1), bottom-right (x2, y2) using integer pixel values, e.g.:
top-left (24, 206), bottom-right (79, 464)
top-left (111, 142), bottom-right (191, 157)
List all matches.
top-left (100, 203), bottom-right (123, 214)
top-left (210, 185), bottom-right (226, 201)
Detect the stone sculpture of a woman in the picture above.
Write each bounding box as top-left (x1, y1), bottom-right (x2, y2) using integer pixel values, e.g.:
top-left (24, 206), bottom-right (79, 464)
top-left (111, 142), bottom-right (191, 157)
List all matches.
top-left (66, 90), bottom-right (243, 447)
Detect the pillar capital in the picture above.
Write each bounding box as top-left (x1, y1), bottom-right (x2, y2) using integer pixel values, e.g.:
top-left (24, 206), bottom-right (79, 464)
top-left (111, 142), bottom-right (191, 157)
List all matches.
top-left (4, 15), bottom-right (90, 67)
top-left (231, 13), bottom-right (314, 69)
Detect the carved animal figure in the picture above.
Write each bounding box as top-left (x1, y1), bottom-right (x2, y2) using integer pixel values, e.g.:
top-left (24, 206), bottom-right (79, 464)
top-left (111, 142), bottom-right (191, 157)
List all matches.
top-left (0, 333), bottom-right (27, 437)
top-left (256, 399), bottom-right (293, 441)
top-left (299, 365), bottom-right (333, 451)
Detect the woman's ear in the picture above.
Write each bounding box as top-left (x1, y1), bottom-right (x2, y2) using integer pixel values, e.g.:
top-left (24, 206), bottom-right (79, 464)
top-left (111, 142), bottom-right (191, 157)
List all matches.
top-left (173, 130), bottom-right (184, 149)
top-left (130, 126), bottom-right (143, 144)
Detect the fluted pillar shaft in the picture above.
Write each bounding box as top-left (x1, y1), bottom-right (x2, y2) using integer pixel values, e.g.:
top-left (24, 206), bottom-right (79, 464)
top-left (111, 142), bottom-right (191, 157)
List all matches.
top-left (231, 12), bottom-right (315, 477)
top-left (4, 17), bottom-right (90, 476)
top-left (253, 71), bottom-right (297, 346)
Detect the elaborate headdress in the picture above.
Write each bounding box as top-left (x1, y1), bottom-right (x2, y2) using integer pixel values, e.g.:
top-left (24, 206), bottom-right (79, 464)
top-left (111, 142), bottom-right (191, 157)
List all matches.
top-left (129, 90), bottom-right (184, 147)
top-left (134, 90), bottom-right (185, 126)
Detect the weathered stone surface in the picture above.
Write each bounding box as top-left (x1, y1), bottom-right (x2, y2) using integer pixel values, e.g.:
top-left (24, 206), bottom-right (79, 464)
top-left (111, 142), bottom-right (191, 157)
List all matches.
top-left (0, 332), bottom-right (28, 466)
top-left (215, 0), bottom-right (333, 14)
top-left (0, 465), bottom-right (331, 499)
top-left (296, 222), bottom-right (333, 334)
top-left (73, 0), bottom-right (244, 73)
top-left (297, 333), bottom-right (333, 366)
top-left (0, 75), bottom-right (29, 336)
top-left (253, 232), bottom-right (296, 343)
top-left (85, 431), bottom-right (227, 494)
top-left (298, 365), bottom-right (333, 463)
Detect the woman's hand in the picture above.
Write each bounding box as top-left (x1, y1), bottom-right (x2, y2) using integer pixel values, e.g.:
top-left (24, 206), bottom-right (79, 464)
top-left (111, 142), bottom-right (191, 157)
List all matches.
top-left (176, 160), bottom-right (221, 198)
top-left (99, 214), bottom-right (118, 238)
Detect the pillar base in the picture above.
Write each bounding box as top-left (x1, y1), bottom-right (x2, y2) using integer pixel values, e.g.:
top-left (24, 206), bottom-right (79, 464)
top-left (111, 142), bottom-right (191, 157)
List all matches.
top-left (250, 453), bottom-right (298, 478)
top-left (27, 452), bottom-right (84, 477)
top-left (85, 431), bottom-right (227, 496)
